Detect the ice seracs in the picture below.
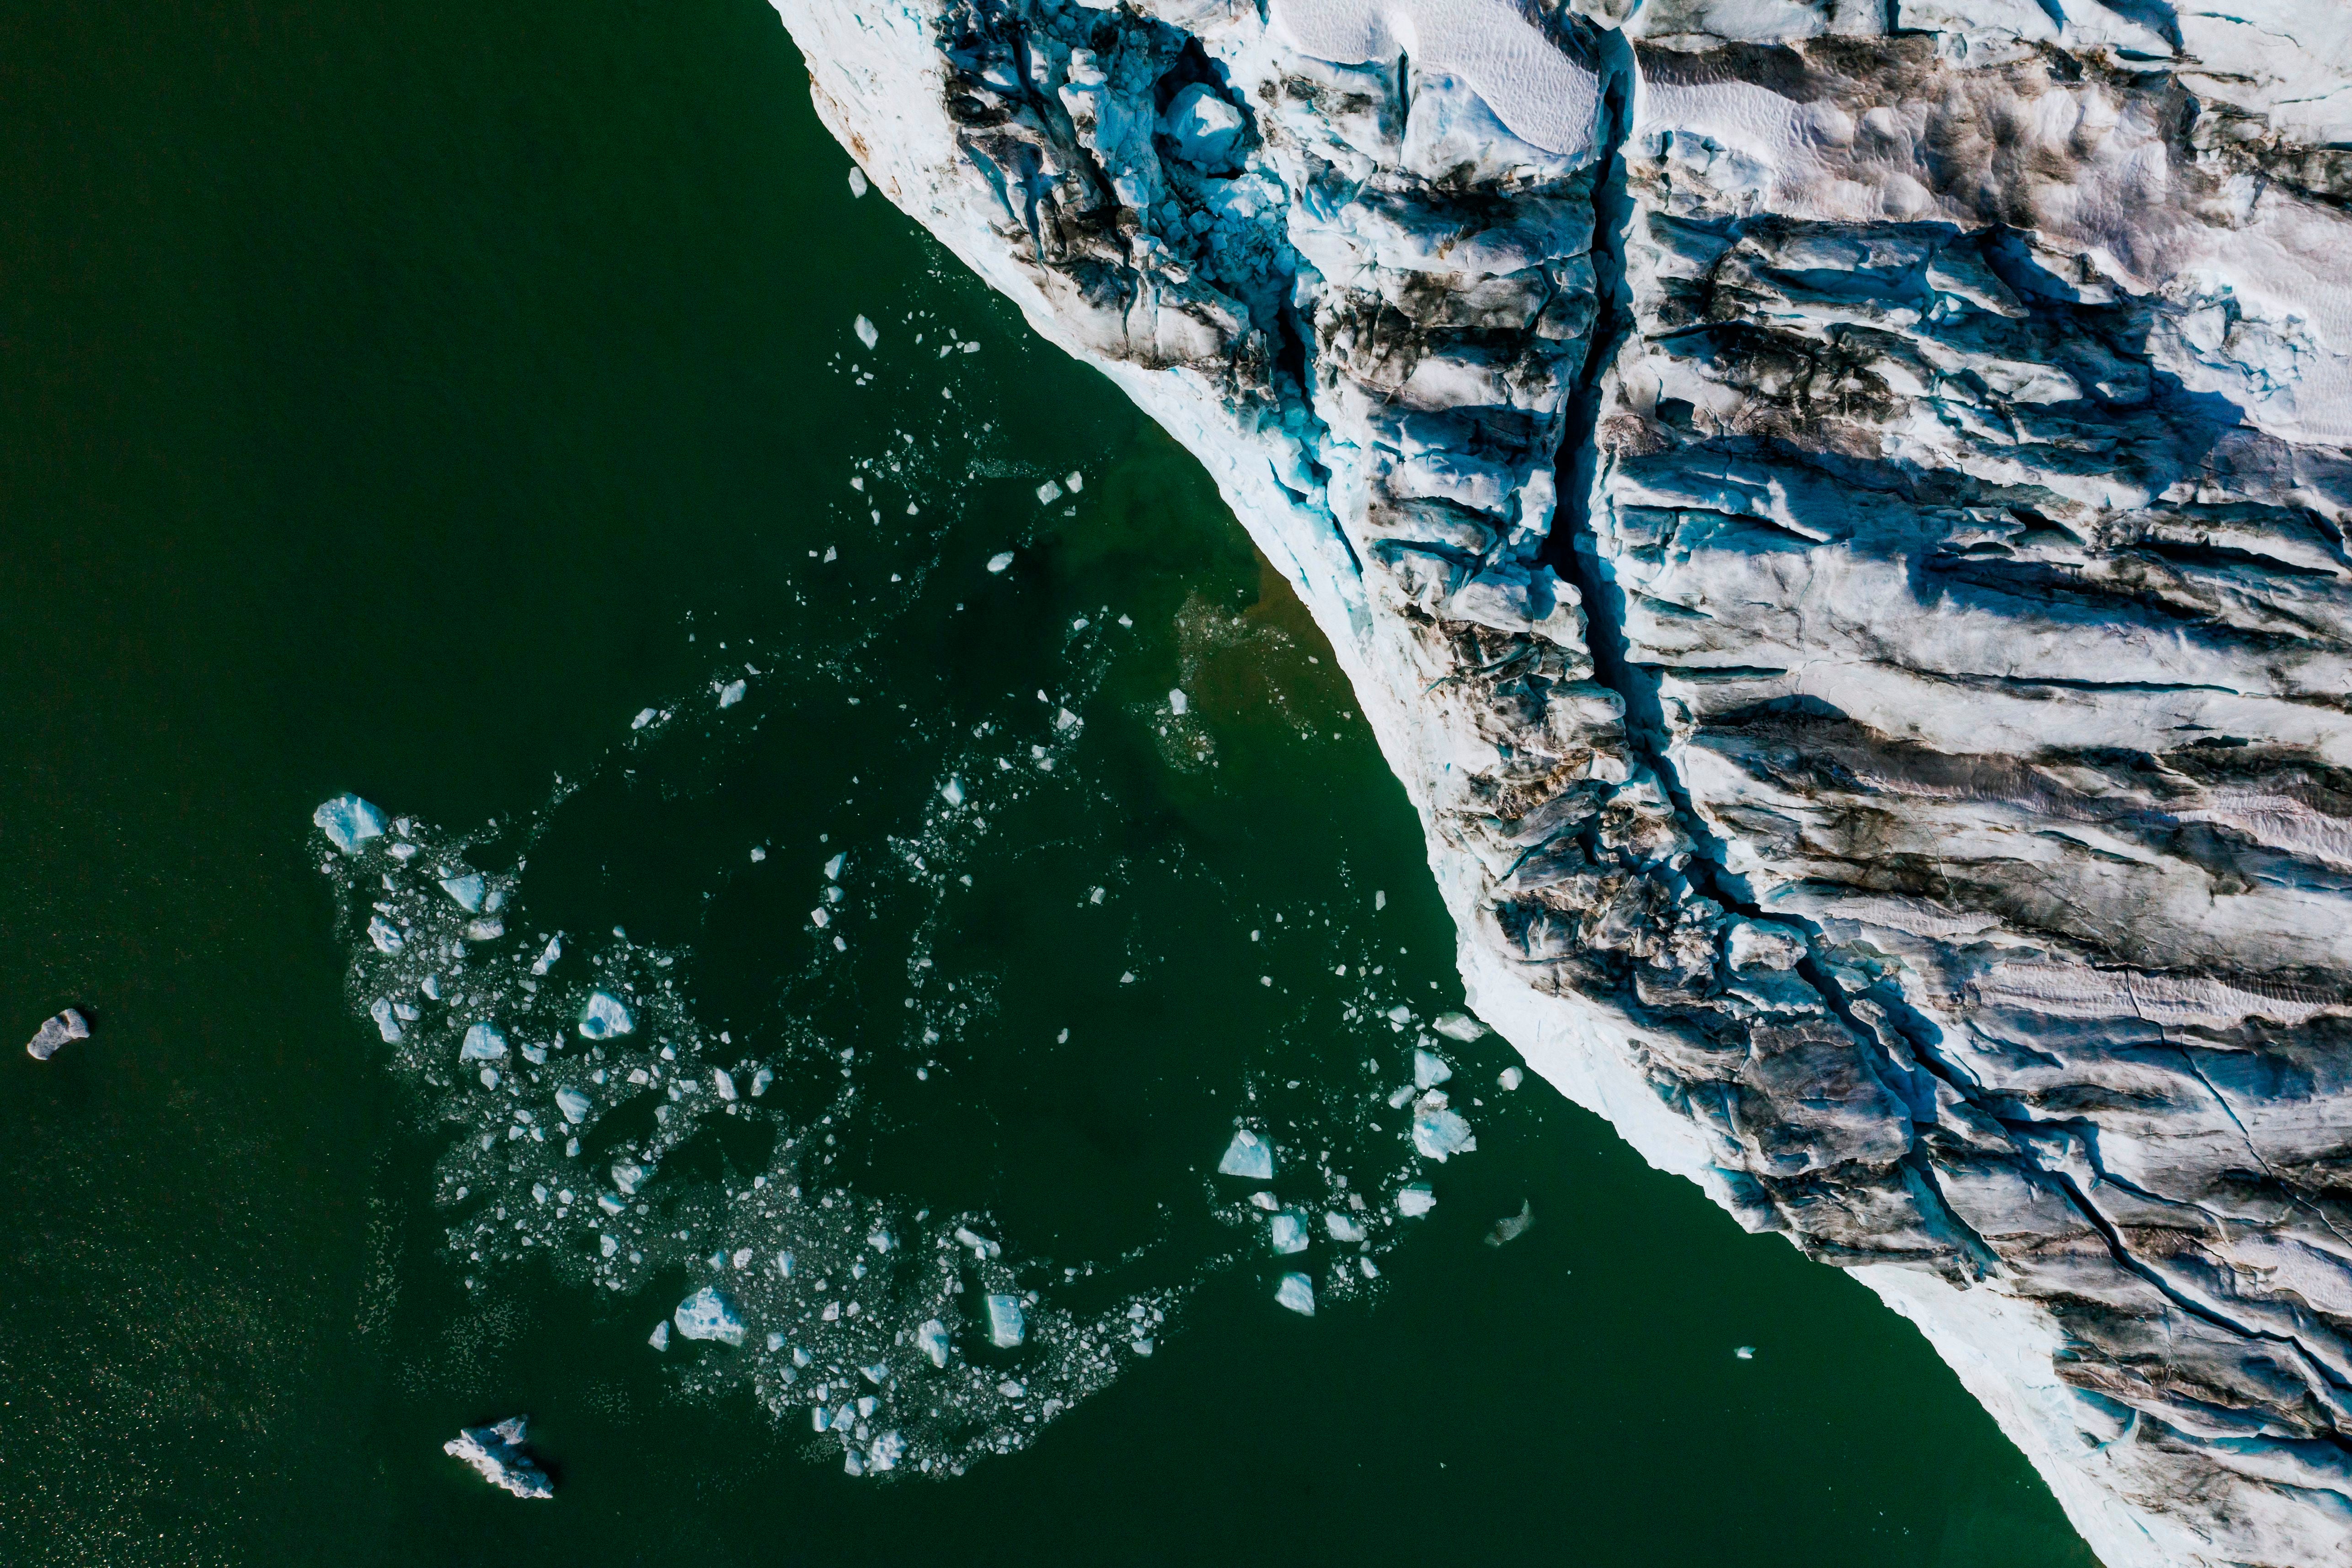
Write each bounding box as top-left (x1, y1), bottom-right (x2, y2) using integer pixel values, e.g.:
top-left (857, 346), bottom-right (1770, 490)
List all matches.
top-left (443, 1416), bottom-right (553, 1499)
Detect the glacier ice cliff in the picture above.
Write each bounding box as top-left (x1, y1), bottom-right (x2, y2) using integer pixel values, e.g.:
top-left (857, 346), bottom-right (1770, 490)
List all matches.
top-left (771, 0), bottom-right (2352, 1561)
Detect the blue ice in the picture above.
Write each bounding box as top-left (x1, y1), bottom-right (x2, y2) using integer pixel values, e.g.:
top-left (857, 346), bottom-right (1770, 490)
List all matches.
top-left (313, 794), bottom-right (387, 856)
top-left (1217, 1127), bottom-right (1275, 1180)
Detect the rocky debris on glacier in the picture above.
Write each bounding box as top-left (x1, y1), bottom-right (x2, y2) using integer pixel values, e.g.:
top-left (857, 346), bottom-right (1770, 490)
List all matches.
top-left (775, 1), bottom-right (2352, 1562)
top-left (443, 1416), bottom-right (554, 1499)
top-left (23, 1008), bottom-right (89, 1062)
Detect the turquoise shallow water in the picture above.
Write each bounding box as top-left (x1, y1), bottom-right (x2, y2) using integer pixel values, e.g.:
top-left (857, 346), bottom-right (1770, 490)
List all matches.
top-left (0, 2), bottom-right (2096, 1563)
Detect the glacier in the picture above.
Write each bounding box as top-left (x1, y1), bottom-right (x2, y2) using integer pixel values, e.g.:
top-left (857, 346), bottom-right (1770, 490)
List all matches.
top-left (771, 1), bottom-right (2352, 1562)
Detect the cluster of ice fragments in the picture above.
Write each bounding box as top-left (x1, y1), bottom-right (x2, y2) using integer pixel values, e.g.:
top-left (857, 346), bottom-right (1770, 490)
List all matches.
top-left (775, 1), bottom-right (2352, 1563)
top-left (319, 788), bottom-right (1502, 1479)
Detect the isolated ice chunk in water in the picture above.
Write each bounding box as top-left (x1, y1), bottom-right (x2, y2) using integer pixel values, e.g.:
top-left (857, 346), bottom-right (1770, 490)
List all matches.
top-left (824, 853), bottom-right (845, 880)
top-left (478, 1067), bottom-right (500, 1090)
top-left (712, 1068), bottom-right (737, 1101)
top-left (1217, 1127), bottom-right (1275, 1180)
top-left (1412, 1102), bottom-right (1476, 1162)
top-left (674, 1287), bottom-right (746, 1347)
top-left (369, 998), bottom-right (403, 1044)
top-left (313, 794), bottom-right (387, 856)
top-left (1398, 1183), bottom-right (1436, 1217)
top-left (631, 707), bottom-right (657, 730)
top-left (460, 1022), bottom-right (508, 1062)
top-left (985, 551), bottom-right (1014, 574)
top-left (717, 679), bottom-right (745, 709)
top-left (530, 935), bottom-right (562, 976)
top-left (648, 1321), bottom-right (670, 1351)
top-left (1498, 1065), bottom-right (1523, 1090)
top-left (578, 990), bottom-right (634, 1039)
top-left (1168, 689), bottom-right (1189, 716)
top-left (847, 166), bottom-right (868, 198)
top-left (985, 1293), bottom-right (1026, 1348)
top-left (1325, 1210), bottom-right (1366, 1244)
top-left (1432, 1011), bottom-right (1488, 1043)
top-left (1275, 1273), bottom-right (1315, 1316)
top-left (23, 1009), bottom-right (89, 1062)
top-left (438, 873), bottom-right (485, 913)
top-left (1413, 1049), bottom-right (1452, 1090)
top-left (854, 314), bottom-right (878, 350)
top-left (443, 1416), bottom-right (553, 1500)
top-left (1485, 1201), bottom-right (1534, 1247)
top-left (367, 915), bottom-right (404, 953)
top-left (917, 1318), bottom-right (950, 1368)
top-left (554, 1087), bottom-right (591, 1124)
top-left (1035, 479), bottom-right (1063, 505)
top-left (750, 1066), bottom-right (773, 1097)
top-left (1268, 1211), bottom-right (1309, 1254)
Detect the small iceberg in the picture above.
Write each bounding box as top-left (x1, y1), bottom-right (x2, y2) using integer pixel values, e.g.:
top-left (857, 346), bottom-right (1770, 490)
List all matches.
top-left (1485, 1201), bottom-right (1534, 1247)
top-left (611, 1158), bottom-right (647, 1195)
top-left (438, 873), bottom-right (485, 913)
top-left (1397, 1183), bottom-right (1436, 1217)
top-left (553, 1087), bottom-right (591, 1124)
top-left (1274, 1273), bottom-right (1315, 1316)
top-left (369, 998), bottom-right (403, 1044)
top-left (530, 935), bottom-right (562, 976)
top-left (648, 1321), bottom-right (670, 1351)
top-left (23, 1009), bottom-right (89, 1062)
top-left (984, 1293), bottom-right (1026, 1349)
top-left (917, 1318), bottom-right (950, 1368)
top-left (986, 551), bottom-right (1014, 574)
top-left (674, 1287), bottom-right (746, 1347)
top-left (1432, 1011), bottom-right (1488, 1043)
top-left (313, 794), bottom-right (387, 856)
top-left (1216, 1127), bottom-right (1275, 1180)
top-left (459, 1022), bottom-right (508, 1062)
top-left (854, 314), bottom-right (879, 350)
top-left (848, 166), bottom-right (869, 198)
top-left (717, 679), bottom-right (746, 709)
top-left (1413, 1049), bottom-right (1452, 1090)
top-left (1498, 1065), bottom-right (1523, 1090)
top-left (1411, 1102), bottom-right (1476, 1162)
top-left (1268, 1211), bottom-right (1310, 1255)
top-left (577, 990), bottom-right (634, 1039)
top-left (443, 1416), bottom-right (552, 1500)
top-left (750, 1066), bottom-right (773, 1097)
top-left (940, 777), bottom-right (965, 807)
top-left (367, 915), bottom-right (405, 954)
top-left (1325, 1211), bottom-right (1366, 1244)
top-left (712, 1068), bottom-right (737, 1101)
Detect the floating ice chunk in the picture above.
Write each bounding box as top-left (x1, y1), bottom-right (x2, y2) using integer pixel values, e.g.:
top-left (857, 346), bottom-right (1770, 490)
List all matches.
top-left (23, 1009), bottom-right (89, 1062)
top-left (717, 679), bottom-right (746, 709)
top-left (1485, 1201), bottom-right (1534, 1247)
top-left (847, 166), bottom-right (868, 198)
top-left (478, 1067), bottom-right (500, 1090)
top-left (1735, 1346), bottom-right (1755, 1360)
top-left (824, 853), bottom-right (845, 880)
top-left (1498, 1065), bottom-right (1523, 1091)
top-left (313, 794), bottom-right (387, 856)
top-left (420, 974), bottom-right (441, 1001)
top-left (1248, 1190), bottom-right (1280, 1211)
top-left (954, 1226), bottom-right (1001, 1259)
top-left (554, 1087), bottom-right (591, 1124)
top-left (611, 1158), bottom-right (647, 1195)
top-left (1432, 1011), bottom-right (1487, 1043)
top-left (392, 1002), bottom-right (419, 1022)
top-left (597, 1194), bottom-right (624, 1216)
top-left (750, 1066), bottom-right (773, 1097)
top-left (438, 874), bottom-right (485, 913)
top-left (1035, 479), bottom-right (1063, 505)
top-left (530, 935), bottom-right (562, 975)
top-left (1413, 1049), bottom-right (1452, 1090)
top-left (1054, 707), bottom-right (1080, 732)
top-left (854, 314), bottom-right (878, 350)
top-left (578, 990), bottom-right (634, 1039)
top-left (367, 915), bottom-right (405, 954)
top-left (917, 1318), bottom-right (950, 1368)
top-left (1217, 1127), bottom-right (1275, 1180)
top-left (443, 1417), bottom-right (553, 1500)
top-left (984, 1293), bottom-right (1026, 1348)
top-left (1386, 1005), bottom-right (1412, 1028)
top-left (1064, 471), bottom-right (1082, 492)
top-left (712, 1068), bottom-right (737, 1101)
top-left (940, 778), bottom-right (965, 807)
top-left (600, 1233), bottom-right (619, 1258)
top-left (674, 1286), bottom-right (746, 1347)
top-left (369, 998), bottom-right (403, 1044)
top-left (1268, 1211), bottom-right (1310, 1254)
top-left (1398, 1183), bottom-right (1436, 1217)
top-left (460, 1022), bottom-right (508, 1062)
top-left (386, 841), bottom-right (417, 862)
top-left (985, 551), bottom-right (1014, 574)
top-left (868, 1430), bottom-right (905, 1472)
top-left (1411, 1102), bottom-right (1476, 1162)
top-left (1274, 1273), bottom-right (1315, 1316)
top-left (648, 1321), bottom-right (670, 1351)
top-left (1168, 689), bottom-right (1188, 715)
top-left (464, 918), bottom-right (504, 942)
top-left (631, 707), bottom-right (657, 730)
top-left (1325, 1211), bottom-right (1366, 1244)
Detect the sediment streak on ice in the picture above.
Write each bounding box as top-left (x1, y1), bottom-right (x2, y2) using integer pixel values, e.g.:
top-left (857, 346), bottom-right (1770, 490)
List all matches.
top-left (773, 0), bottom-right (2352, 1562)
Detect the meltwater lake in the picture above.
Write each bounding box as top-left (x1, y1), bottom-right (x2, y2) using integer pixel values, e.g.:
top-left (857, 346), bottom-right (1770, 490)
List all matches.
top-left (0, 3), bottom-right (2094, 1563)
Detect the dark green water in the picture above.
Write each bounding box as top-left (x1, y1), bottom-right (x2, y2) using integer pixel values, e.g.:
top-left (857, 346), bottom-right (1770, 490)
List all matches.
top-left (0, 3), bottom-right (2096, 1563)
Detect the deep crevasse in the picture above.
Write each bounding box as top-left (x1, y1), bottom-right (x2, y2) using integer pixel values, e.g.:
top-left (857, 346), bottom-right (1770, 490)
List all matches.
top-left (773, 2), bottom-right (2352, 1562)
